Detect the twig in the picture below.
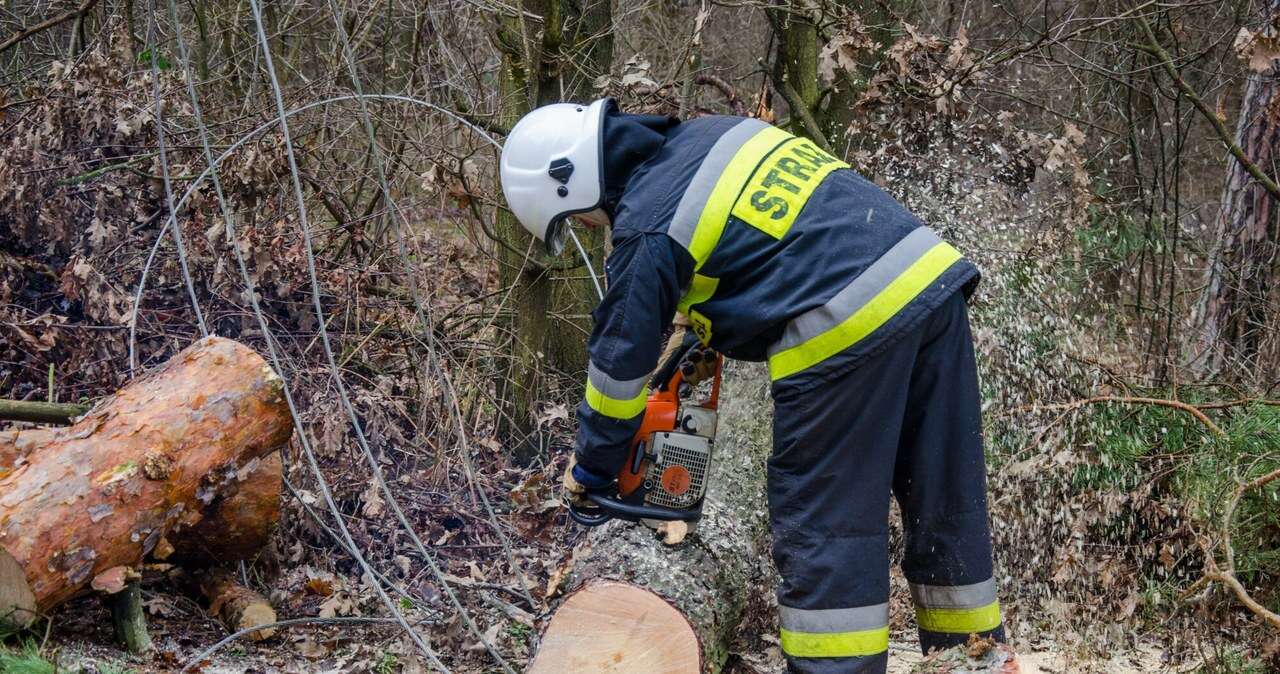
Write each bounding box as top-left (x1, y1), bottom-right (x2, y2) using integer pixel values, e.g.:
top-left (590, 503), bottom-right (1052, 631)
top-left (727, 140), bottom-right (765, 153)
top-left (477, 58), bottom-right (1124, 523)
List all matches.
top-left (1190, 464), bottom-right (1280, 631)
top-left (695, 73), bottom-right (746, 115)
top-left (1019, 395), bottom-right (1226, 437)
top-left (0, 0), bottom-right (100, 54)
top-left (180, 616), bottom-right (401, 672)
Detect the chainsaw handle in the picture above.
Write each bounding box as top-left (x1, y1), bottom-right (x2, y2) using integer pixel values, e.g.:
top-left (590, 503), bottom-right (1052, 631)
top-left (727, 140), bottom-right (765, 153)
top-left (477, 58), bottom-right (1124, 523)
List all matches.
top-left (567, 500), bottom-right (614, 527)
top-left (567, 492), bottom-right (702, 527)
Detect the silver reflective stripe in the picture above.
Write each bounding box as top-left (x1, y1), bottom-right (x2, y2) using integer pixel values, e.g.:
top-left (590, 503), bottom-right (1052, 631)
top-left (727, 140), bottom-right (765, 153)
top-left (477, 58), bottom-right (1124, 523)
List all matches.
top-left (768, 227), bottom-right (944, 356)
top-left (909, 578), bottom-right (998, 609)
top-left (586, 362), bottom-right (648, 400)
top-left (667, 118), bottom-right (771, 251)
top-left (779, 603), bottom-right (889, 634)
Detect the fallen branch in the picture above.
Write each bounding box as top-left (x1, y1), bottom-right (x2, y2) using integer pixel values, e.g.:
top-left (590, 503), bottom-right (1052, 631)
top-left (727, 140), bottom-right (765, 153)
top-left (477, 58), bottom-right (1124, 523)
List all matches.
top-left (0, 399), bottom-right (89, 425)
top-left (1020, 395), bottom-right (1226, 437)
top-left (1188, 464), bottom-right (1280, 631)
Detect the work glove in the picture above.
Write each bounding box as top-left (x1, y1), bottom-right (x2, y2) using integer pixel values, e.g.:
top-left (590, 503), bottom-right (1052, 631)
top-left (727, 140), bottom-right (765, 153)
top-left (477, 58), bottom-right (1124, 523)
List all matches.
top-left (562, 454), bottom-right (613, 508)
top-left (680, 345), bottom-right (719, 386)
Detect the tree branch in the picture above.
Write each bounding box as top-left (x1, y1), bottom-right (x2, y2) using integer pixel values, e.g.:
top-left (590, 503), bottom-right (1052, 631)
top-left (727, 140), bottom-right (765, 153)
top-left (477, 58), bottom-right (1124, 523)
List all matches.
top-left (0, 0), bottom-right (100, 54)
top-left (1133, 13), bottom-right (1280, 202)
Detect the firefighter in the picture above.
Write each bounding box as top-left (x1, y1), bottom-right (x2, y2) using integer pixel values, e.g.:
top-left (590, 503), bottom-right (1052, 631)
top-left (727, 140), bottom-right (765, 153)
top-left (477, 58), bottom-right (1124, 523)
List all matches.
top-left (499, 98), bottom-right (1006, 673)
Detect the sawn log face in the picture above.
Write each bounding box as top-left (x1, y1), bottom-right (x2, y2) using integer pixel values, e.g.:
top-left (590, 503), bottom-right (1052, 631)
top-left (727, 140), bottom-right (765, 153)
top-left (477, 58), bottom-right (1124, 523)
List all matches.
top-left (539, 361), bottom-right (776, 672)
top-left (0, 336), bottom-right (293, 612)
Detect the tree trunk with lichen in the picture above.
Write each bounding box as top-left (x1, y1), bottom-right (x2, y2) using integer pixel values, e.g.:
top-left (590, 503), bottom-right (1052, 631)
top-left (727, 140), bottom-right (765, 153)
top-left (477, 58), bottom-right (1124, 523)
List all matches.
top-left (529, 362), bottom-right (775, 672)
top-left (492, 9), bottom-right (554, 448)
top-left (545, 0), bottom-right (614, 375)
top-left (0, 336), bottom-right (292, 622)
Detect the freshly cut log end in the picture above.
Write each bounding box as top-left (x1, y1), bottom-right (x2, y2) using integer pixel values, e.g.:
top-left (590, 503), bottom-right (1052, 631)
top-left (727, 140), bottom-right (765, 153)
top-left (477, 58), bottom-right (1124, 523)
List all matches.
top-left (199, 568), bottom-right (277, 641)
top-left (529, 580), bottom-right (701, 674)
top-left (0, 546), bottom-right (36, 629)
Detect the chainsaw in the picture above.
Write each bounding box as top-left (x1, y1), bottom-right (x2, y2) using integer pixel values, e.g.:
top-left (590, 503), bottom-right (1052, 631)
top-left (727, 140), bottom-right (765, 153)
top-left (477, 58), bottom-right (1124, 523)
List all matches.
top-left (568, 330), bottom-right (722, 528)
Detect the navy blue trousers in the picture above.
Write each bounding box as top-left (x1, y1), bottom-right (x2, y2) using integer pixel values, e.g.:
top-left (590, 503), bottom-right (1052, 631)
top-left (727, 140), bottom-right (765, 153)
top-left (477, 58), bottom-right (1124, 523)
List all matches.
top-left (769, 292), bottom-right (1005, 673)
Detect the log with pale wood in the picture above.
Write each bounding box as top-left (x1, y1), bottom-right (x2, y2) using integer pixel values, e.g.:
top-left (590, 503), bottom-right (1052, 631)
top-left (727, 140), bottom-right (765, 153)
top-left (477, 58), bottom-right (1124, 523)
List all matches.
top-left (196, 567), bottom-right (278, 641)
top-left (529, 362), bottom-right (775, 673)
top-left (0, 336), bottom-right (293, 625)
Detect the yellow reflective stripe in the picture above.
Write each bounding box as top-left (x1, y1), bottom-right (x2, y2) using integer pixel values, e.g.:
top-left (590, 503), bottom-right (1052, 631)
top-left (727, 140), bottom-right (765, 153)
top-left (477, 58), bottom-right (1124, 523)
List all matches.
top-left (584, 380), bottom-right (647, 419)
top-left (779, 626), bottom-right (889, 658)
top-left (678, 273), bottom-right (719, 313)
top-left (915, 600), bottom-right (1002, 634)
top-left (688, 126), bottom-right (792, 270)
top-left (730, 137), bottom-right (848, 240)
top-left (768, 242), bottom-right (962, 380)
top-left (678, 274), bottom-right (719, 344)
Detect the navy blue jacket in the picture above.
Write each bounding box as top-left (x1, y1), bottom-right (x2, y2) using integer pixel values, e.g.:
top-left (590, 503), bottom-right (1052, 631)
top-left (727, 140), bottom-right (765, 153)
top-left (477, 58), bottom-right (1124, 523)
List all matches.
top-left (573, 111), bottom-right (979, 480)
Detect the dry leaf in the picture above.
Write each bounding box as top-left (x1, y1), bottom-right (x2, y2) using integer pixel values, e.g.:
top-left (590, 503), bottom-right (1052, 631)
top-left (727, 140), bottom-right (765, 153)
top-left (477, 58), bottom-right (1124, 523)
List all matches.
top-left (1235, 26), bottom-right (1280, 73)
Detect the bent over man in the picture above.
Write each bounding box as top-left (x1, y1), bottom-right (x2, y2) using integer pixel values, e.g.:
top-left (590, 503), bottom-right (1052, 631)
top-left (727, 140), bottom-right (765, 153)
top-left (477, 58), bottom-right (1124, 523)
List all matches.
top-left (499, 98), bottom-right (1006, 673)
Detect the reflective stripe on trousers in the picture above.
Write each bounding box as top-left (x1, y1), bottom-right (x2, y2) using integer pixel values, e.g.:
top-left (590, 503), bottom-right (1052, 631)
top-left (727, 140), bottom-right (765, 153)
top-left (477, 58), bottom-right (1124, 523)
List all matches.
top-left (779, 603), bottom-right (889, 660)
top-left (768, 227), bottom-right (963, 381)
top-left (583, 362), bottom-right (648, 419)
top-left (911, 578), bottom-right (1002, 635)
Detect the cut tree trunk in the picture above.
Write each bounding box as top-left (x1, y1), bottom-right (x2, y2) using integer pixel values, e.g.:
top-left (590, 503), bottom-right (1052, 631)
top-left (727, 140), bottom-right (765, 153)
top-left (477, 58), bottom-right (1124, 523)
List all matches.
top-left (529, 362), bottom-right (775, 672)
top-left (166, 452), bottom-right (283, 566)
top-left (0, 336), bottom-right (292, 623)
top-left (1197, 0), bottom-right (1280, 372)
top-left (196, 567), bottom-right (277, 641)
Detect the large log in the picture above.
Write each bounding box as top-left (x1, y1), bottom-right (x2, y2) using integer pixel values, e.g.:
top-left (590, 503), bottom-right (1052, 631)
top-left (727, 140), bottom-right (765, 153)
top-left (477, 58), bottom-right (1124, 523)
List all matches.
top-left (530, 361), bottom-right (775, 672)
top-left (0, 336), bottom-right (292, 621)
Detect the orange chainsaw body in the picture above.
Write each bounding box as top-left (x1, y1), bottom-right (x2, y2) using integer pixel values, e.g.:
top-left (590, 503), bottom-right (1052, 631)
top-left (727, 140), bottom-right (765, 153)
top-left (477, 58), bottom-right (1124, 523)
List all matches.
top-left (616, 355), bottom-right (722, 500)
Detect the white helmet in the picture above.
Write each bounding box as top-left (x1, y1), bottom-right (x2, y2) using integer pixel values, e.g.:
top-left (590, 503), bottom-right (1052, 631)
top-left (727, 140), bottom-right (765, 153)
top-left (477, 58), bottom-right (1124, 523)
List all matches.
top-left (500, 98), bottom-right (610, 255)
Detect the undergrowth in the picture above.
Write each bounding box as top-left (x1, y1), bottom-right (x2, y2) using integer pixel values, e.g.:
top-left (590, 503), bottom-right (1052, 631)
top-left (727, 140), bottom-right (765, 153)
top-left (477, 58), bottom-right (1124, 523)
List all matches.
top-left (0, 640), bottom-right (55, 674)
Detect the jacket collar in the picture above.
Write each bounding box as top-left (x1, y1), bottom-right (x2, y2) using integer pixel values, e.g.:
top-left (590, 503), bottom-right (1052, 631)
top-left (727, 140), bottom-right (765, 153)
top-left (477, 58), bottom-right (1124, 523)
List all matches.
top-left (600, 105), bottom-right (679, 215)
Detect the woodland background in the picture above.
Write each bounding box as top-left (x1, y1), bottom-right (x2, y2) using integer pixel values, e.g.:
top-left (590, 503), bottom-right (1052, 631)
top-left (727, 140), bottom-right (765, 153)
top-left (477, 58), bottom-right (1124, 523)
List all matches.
top-left (0, 0), bottom-right (1279, 671)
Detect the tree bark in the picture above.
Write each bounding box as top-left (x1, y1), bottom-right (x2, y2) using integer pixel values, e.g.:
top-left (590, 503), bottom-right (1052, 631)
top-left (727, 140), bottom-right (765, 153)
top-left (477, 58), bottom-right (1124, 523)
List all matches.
top-left (1, 428), bottom-right (282, 568)
top-left (529, 362), bottom-right (775, 672)
top-left (166, 452), bottom-right (283, 566)
top-left (197, 567), bottom-right (277, 641)
top-left (492, 8), bottom-right (554, 446)
top-left (0, 336), bottom-right (292, 620)
top-left (546, 0), bottom-right (614, 376)
top-left (1197, 1), bottom-right (1280, 373)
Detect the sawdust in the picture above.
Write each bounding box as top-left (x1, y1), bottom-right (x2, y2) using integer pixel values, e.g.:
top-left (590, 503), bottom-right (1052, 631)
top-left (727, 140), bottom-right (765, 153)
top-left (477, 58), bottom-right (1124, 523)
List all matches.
top-left (885, 640), bottom-right (1174, 674)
